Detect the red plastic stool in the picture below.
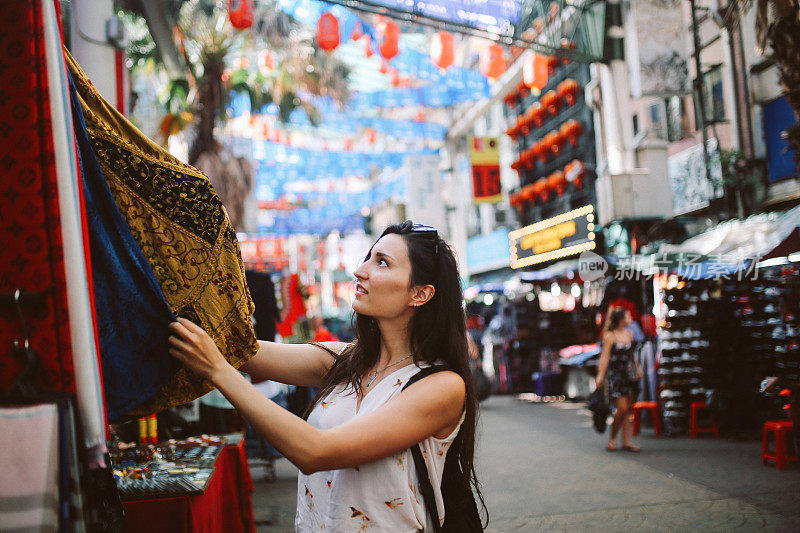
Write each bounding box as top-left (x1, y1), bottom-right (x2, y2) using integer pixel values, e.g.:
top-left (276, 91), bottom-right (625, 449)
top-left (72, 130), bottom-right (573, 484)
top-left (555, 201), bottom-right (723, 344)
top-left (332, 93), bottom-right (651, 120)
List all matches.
top-left (632, 401), bottom-right (661, 437)
top-left (762, 421), bottom-right (797, 470)
top-left (689, 401), bottom-right (720, 438)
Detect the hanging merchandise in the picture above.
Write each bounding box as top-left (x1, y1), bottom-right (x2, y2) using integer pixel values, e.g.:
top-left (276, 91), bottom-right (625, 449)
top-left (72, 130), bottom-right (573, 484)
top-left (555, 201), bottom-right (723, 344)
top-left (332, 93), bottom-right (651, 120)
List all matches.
top-left (228, 0), bottom-right (254, 30)
top-left (431, 31), bottom-right (455, 70)
top-left (69, 72), bottom-right (180, 422)
top-left (523, 53), bottom-right (549, 90)
top-left (557, 78), bottom-right (580, 106)
top-left (66, 51), bottom-right (258, 417)
top-left (560, 119), bottom-right (583, 146)
top-left (377, 20), bottom-right (400, 60)
top-left (317, 12), bottom-right (340, 52)
top-left (541, 90), bottom-right (561, 115)
top-left (480, 43), bottom-right (506, 79)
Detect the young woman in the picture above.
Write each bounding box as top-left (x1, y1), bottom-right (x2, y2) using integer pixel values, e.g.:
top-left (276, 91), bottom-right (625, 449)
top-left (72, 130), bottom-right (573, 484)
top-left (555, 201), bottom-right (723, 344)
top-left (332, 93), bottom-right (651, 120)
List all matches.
top-left (595, 307), bottom-right (643, 452)
top-left (167, 221), bottom-right (484, 532)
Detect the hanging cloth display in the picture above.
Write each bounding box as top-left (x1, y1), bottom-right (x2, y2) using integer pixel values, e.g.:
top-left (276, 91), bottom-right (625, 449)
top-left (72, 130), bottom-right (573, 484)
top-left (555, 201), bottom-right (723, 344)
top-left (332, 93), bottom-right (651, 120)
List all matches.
top-left (69, 71), bottom-right (180, 422)
top-left (64, 50), bottom-right (259, 418)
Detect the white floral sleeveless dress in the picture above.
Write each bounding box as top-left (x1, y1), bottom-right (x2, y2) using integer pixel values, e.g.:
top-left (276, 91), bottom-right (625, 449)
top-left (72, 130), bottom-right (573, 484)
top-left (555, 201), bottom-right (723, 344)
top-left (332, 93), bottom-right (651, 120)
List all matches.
top-left (295, 363), bottom-right (465, 532)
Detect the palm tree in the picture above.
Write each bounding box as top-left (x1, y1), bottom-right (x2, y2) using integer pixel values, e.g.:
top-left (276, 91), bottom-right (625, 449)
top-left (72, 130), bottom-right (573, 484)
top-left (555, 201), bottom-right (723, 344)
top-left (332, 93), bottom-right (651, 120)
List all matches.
top-left (752, 0), bottom-right (800, 168)
top-left (124, 0), bottom-right (351, 229)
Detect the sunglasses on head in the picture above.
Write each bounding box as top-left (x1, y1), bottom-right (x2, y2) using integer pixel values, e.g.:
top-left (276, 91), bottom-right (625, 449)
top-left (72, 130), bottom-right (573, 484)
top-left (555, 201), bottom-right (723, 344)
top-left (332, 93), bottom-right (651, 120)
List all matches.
top-left (410, 224), bottom-right (439, 255)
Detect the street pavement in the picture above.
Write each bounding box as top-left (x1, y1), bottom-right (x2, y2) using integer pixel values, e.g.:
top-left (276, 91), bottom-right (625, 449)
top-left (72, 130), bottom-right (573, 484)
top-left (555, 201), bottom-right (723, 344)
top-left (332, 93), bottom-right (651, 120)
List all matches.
top-left (251, 396), bottom-right (800, 532)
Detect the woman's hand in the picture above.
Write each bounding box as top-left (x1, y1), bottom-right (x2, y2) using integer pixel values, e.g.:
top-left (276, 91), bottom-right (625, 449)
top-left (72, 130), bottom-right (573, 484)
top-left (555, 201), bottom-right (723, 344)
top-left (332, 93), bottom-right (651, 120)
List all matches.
top-left (168, 318), bottom-right (231, 383)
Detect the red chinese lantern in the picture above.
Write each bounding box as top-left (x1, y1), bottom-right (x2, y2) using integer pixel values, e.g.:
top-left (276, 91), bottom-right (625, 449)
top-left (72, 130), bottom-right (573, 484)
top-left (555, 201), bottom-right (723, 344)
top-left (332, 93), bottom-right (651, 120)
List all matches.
top-left (565, 159), bottom-right (587, 189)
top-left (560, 38), bottom-right (576, 64)
top-left (546, 55), bottom-right (561, 75)
top-left (503, 89), bottom-right (519, 108)
top-left (377, 20), bottom-right (400, 60)
top-left (228, 0), bottom-right (253, 30)
top-left (560, 119), bottom-right (583, 146)
top-left (505, 123), bottom-right (520, 140)
top-left (557, 78), bottom-right (580, 106)
top-left (390, 68), bottom-right (401, 86)
top-left (533, 178), bottom-right (549, 201)
top-left (431, 31), bottom-right (455, 70)
top-left (317, 13), bottom-right (340, 52)
top-left (480, 44), bottom-right (506, 80)
top-left (531, 140), bottom-right (549, 163)
top-left (414, 110), bottom-right (425, 123)
top-left (366, 127), bottom-right (376, 144)
top-left (528, 102), bottom-right (546, 128)
top-left (379, 60), bottom-right (389, 74)
top-left (351, 21), bottom-right (364, 41)
top-left (543, 131), bottom-right (565, 155)
top-left (522, 148), bottom-right (536, 169)
top-left (344, 138), bottom-right (353, 150)
top-left (541, 90), bottom-right (560, 115)
top-left (516, 115), bottom-right (530, 136)
top-left (523, 53), bottom-right (549, 90)
top-left (547, 170), bottom-right (567, 195)
top-left (364, 35), bottom-right (374, 57)
top-left (521, 183), bottom-right (537, 202)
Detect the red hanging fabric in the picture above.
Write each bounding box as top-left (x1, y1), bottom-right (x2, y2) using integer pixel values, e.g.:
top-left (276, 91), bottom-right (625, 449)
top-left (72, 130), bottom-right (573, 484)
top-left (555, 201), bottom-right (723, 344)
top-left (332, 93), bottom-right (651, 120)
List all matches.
top-left (0, 1), bottom-right (75, 393)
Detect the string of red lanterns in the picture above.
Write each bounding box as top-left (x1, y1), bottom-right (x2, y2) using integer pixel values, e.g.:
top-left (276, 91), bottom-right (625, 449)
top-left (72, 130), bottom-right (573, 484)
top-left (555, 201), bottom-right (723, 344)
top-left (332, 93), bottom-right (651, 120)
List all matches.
top-left (228, 0), bottom-right (253, 29)
top-left (317, 12), bottom-right (340, 52)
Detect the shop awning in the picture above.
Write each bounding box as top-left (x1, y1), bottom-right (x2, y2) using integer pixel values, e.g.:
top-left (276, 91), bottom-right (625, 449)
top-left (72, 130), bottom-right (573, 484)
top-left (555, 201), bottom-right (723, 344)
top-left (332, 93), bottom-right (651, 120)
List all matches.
top-left (622, 205), bottom-right (800, 279)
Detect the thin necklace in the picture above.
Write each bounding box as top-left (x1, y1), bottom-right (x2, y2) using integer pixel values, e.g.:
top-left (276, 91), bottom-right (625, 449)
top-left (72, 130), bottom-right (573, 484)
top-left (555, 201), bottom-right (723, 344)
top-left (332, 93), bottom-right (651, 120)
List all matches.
top-left (365, 354), bottom-right (414, 387)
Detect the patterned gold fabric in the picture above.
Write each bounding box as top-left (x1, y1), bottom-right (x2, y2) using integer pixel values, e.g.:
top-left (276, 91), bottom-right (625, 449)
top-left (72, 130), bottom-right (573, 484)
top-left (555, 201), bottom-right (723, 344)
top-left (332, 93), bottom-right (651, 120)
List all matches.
top-left (66, 50), bottom-right (258, 418)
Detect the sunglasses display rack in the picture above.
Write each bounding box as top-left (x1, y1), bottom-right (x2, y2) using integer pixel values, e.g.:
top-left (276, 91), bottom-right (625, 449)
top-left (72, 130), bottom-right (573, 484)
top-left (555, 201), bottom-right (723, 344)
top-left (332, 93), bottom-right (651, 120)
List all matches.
top-left (658, 279), bottom-right (719, 436)
top-left (112, 437), bottom-right (225, 500)
top-left (717, 265), bottom-right (799, 432)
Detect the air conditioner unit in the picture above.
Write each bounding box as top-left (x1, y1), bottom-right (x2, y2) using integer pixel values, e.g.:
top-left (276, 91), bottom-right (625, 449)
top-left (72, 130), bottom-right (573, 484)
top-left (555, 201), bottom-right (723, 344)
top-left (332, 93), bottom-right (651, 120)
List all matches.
top-left (596, 169), bottom-right (674, 226)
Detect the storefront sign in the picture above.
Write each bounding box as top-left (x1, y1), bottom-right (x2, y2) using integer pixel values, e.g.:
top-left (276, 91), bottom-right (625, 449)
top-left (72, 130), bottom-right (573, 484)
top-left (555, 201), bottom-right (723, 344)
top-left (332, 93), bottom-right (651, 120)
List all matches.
top-left (509, 205), bottom-right (597, 268)
top-left (667, 138), bottom-right (723, 215)
top-left (469, 137), bottom-right (502, 203)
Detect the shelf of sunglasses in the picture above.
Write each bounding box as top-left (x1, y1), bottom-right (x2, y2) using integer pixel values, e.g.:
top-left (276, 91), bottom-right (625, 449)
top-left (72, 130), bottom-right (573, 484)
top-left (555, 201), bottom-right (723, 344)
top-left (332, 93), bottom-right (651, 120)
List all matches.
top-left (659, 377), bottom-right (708, 389)
top-left (661, 386), bottom-right (711, 399)
top-left (738, 316), bottom-right (793, 327)
top-left (658, 355), bottom-right (714, 367)
top-left (659, 329), bottom-right (704, 340)
top-left (659, 339), bottom-right (712, 350)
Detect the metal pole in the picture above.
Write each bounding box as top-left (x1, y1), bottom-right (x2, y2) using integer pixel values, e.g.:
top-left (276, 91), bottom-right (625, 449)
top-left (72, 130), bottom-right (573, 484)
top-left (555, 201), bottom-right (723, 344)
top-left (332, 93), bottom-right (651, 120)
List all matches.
top-left (689, 0), bottom-right (712, 188)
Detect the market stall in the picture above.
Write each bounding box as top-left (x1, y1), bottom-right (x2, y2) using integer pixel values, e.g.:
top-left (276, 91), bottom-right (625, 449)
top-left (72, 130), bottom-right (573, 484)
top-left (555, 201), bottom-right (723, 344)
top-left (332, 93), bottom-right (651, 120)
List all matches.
top-left (634, 207), bottom-right (800, 436)
top-left (121, 435), bottom-right (255, 533)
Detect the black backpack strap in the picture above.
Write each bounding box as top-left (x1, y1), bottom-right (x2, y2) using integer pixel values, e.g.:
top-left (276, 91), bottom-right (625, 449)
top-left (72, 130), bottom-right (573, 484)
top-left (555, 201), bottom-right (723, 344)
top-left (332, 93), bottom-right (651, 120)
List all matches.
top-left (403, 366), bottom-right (450, 533)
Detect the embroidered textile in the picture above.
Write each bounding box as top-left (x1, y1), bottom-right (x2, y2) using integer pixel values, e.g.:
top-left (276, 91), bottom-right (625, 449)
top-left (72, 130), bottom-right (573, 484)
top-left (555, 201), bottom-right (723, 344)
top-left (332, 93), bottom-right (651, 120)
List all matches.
top-left (65, 50), bottom-right (258, 417)
top-left (69, 71), bottom-right (181, 421)
top-left (0, 1), bottom-right (75, 393)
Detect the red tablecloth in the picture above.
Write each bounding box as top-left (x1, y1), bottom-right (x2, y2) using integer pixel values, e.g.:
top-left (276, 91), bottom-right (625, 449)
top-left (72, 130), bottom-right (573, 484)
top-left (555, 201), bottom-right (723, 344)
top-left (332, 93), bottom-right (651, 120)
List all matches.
top-left (123, 440), bottom-right (255, 533)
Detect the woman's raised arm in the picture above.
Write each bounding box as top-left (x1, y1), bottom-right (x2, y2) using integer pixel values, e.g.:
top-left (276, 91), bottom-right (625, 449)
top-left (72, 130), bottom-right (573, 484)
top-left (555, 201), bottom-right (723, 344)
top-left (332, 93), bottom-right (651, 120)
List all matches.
top-left (167, 318), bottom-right (464, 475)
top-left (241, 338), bottom-right (349, 386)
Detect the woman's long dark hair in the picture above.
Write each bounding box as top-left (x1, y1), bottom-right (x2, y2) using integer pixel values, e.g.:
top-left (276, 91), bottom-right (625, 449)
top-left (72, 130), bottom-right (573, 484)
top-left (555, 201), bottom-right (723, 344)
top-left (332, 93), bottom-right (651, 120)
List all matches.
top-left (305, 220), bottom-right (486, 523)
top-left (605, 306), bottom-right (628, 332)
